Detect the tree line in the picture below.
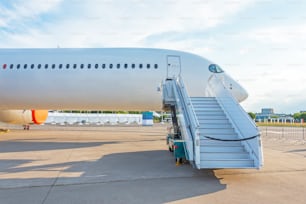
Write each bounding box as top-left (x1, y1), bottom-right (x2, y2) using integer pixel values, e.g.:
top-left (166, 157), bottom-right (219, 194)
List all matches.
top-left (293, 112), bottom-right (306, 121)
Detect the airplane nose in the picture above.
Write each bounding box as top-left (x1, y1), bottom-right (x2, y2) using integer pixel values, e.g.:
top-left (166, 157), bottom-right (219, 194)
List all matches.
top-left (211, 73), bottom-right (248, 103)
top-left (237, 85), bottom-right (248, 102)
top-left (223, 74), bottom-right (248, 102)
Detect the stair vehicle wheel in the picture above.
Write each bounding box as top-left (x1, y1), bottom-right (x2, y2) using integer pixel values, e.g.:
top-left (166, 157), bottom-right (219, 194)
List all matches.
top-left (175, 158), bottom-right (183, 164)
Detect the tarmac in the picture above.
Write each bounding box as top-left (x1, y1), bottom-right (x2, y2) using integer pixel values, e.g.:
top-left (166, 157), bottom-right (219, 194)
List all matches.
top-left (0, 124), bottom-right (305, 204)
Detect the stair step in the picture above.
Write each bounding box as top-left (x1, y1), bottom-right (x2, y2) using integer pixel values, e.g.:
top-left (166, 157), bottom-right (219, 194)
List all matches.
top-left (192, 106), bottom-right (222, 110)
top-left (193, 104), bottom-right (220, 107)
top-left (192, 101), bottom-right (218, 105)
top-left (191, 100), bottom-right (215, 102)
top-left (199, 128), bottom-right (236, 134)
top-left (200, 135), bottom-right (240, 141)
top-left (200, 140), bottom-right (242, 146)
top-left (198, 123), bottom-right (232, 129)
top-left (200, 152), bottom-right (250, 160)
top-left (200, 159), bottom-right (255, 168)
top-left (194, 108), bottom-right (222, 112)
top-left (195, 111), bottom-right (225, 115)
top-left (198, 119), bottom-right (229, 124)
top-left (191, 97), bottom-right (217, 100)
top-left (200, 146), bottom-right (245, 152)
top-left (192, 104), bottom-right (219, 108)
top-left (200, 132), bottom-right (237, 136)
top-left (190, 97), bottom-right (215, 101)
top-left (196, 114), bottom-right (226, 119)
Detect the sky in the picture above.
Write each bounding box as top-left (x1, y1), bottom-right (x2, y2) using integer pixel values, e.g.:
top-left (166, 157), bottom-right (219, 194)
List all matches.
top-left (0, 0), bottom-right (305, 114)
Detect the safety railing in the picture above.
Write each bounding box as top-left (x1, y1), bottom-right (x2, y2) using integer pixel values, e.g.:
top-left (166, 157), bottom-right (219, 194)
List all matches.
top-left (259, 125), bottom-right (306, 141)
top-left (175, 76), bottom-right (201, 168)
top-left (162, 76), bottom-right (202, 168)
top-left (206, 74), bottom-right (263, 168)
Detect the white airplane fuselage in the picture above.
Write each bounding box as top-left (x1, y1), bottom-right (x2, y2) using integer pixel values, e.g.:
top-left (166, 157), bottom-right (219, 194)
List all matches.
top-left (0, 48), bottom-right (247, 111)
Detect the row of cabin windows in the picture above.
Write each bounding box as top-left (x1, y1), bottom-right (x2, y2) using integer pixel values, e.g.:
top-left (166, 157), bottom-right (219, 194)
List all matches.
top-left (2, 63), bottom-right (159, 70)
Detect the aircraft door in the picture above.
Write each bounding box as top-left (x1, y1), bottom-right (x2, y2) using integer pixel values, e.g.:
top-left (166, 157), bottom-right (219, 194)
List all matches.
top-left (167, 55), bottom-right (181, 79)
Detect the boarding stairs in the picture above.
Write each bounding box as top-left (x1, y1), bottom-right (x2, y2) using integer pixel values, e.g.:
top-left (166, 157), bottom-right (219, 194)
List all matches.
top-left (162, 75), bottom-right (263, 169)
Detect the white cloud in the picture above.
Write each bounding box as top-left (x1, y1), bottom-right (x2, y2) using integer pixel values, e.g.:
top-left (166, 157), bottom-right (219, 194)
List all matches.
top-left (0, 0), bottom-right (62, 30)
top-left (12, 0), bottom-right (62, 16)
top-left (215, 22), bottom-right (306, 113)
top-left (239, 61), bottom-right (306, 113)
top-left (0, 0), bottom-right (257, 48)
top-left (246, 24), bottom-right (306, 44)
top-left (0, 19), bottom-right (6, 27)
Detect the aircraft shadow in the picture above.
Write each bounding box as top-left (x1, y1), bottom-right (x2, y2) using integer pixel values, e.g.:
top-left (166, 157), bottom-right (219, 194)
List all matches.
top-left (286, 149), bottom-right (306, 153)
top-left (0, 150), bottom-right (226, 203)
top-left (0, 140), bottom-right (115, 153)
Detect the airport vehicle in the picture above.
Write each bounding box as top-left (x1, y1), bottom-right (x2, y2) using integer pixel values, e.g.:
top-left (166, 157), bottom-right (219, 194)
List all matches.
top-left (167, 133), bottom-right (186, 165)
top-left (0, 48), bottom-right (263, 169)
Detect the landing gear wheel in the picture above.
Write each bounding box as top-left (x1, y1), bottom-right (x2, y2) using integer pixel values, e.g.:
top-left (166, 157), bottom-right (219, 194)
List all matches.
top-left (23, 125), bottom-right (30, 130)
top-left (175, 158), bottom-right (183, 166)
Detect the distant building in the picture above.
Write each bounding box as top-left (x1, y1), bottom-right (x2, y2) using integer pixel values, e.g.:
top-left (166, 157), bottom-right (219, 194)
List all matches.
top-left (261, 108), bottom-right (274, 115)
top-left (255, 108), bottom-right (275, 122)
top-left (255, 108), bottom-right (293, 123)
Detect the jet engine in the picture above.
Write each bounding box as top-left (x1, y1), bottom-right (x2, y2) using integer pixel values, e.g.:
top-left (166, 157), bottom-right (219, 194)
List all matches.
top-left (0, 110), bottom-right (48, 126)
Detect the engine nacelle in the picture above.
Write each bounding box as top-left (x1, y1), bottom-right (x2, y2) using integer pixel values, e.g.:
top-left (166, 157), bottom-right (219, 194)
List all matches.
top-left (0, 110), bottom-right (48, 125)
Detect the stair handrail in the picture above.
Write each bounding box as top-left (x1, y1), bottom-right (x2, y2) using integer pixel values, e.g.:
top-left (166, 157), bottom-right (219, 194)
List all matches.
top-left (163, 77), bottom-right (199, 166)
top-left (206, 74), bottom-right (263, 168)
top-left (206, 74), bottom-right (259, 134)
top-left (167, 79), bottom-right (194, 162)
top-left (162, 78), bottom-right (196, 164)
top-left (174, 76), bottom-right (201, 168)
top-left (176, 76), bottom-right (200, 129)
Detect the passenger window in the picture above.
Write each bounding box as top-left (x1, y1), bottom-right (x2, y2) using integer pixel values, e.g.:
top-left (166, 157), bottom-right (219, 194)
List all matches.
top-left (38, 64), bottom-right (41, 69)
top-left (132, 64), bottom-right (135, 69)
top-left (117, 64), bottom-right (120, 69)
top-left (45, 64), bottom-right (48, 69)
top-left (88, 64), bottom-right (91, 69)
top-left (109, 64), bottom-right (113, 69)
top-left (66, 64), bottom-right (70, 69)
top-left (31, 64), bottom-right (34, 69)
top-left (24, 64), bottom-right (28, 69)
top-left (95, 64), bottom-right (98, 69)
top-left (124, 64), bottom-right (128, 68)
top-left (147, 64), bottom-right (150, 69)
top-left (81, 64), bottom-right (84, 69)
top-left (73, 64), bottom-right (77, 69)
top-left (102, 64), bottom-right (106, 69)
top-left (52, 64), bottom-right (56, 69)
top-left (17, 64), bottom-right (21, 69)
top-left (59, 64), bottom-right (63, 69)
top-left (139, 64), bottom-right (143, 69)
top-left (10, 64), bottom-right (13, 69)
top-left (2, 64), bottom-right (7, 69)
top-left (154, 64), bottom-right (158, 69)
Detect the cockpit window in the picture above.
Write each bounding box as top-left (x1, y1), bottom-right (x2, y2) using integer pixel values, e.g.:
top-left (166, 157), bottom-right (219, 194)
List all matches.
top-left (208, 64), bottom-right (224, 73)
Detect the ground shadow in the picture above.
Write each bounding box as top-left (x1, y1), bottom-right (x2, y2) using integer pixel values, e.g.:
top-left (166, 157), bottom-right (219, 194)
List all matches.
top-left (286, 149), bottom-right (306, 153)
top-left (0, 140), bottom-right (116, 153)
top-left (0, 150), bottom-right (226, 203)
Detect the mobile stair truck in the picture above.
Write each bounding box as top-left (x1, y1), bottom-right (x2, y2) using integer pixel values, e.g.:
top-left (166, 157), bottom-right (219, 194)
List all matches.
top-left (162, 76), bottom-right (263, 169)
